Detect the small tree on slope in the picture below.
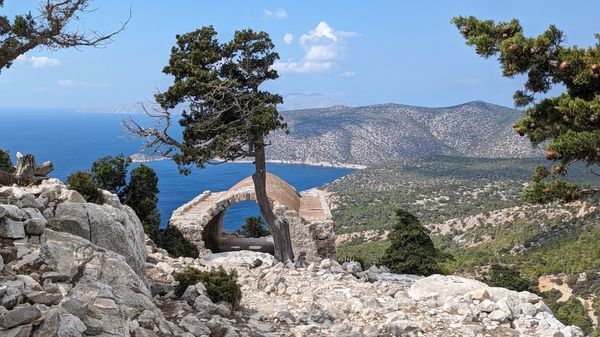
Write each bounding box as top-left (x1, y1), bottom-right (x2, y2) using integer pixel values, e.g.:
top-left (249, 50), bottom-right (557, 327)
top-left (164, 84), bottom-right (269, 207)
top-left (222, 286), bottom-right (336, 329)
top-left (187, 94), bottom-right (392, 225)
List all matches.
top-left (452, 16), bottom-right (600, 202)
top-left (380, 209), bottom-right (450, 276)
top-left (125, 27), bottom-right (294, 262)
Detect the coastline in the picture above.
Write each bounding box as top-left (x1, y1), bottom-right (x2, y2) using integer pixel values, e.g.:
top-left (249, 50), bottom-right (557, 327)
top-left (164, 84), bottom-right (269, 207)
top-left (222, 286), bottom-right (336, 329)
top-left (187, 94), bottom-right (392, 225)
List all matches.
top-left (230, 158), bottom-right (367, 170)
top-left (130, 154), bottom-right (366, 169)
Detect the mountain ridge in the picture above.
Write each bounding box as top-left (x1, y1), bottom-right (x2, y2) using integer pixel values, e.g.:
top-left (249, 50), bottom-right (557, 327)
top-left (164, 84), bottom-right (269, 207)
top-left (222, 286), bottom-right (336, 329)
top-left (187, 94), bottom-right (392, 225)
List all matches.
top-left (267, 100), bottom-right (541, 165)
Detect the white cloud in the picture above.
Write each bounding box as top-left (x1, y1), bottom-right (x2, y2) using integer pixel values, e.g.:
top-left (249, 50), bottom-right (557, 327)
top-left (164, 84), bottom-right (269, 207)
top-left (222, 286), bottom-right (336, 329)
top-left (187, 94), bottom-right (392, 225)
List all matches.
top-left (273, 21), bottom-right (358, 74)
top-left (57, 80), bottom-right (108, 88)
top-left (283, 33), bottom-right (294, 45)
top-left (338, 71), bottom-right (355, 77)
top-left (263, 8), bottom-right (287, 19)
top-left (15, 55), bottom-right (60, 68)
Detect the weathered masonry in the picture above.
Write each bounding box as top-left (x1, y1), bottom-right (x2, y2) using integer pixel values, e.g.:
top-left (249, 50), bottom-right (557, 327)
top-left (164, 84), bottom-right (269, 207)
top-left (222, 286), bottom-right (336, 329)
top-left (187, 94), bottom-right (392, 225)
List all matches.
top-left (169, 173), bottom-right (336, 262)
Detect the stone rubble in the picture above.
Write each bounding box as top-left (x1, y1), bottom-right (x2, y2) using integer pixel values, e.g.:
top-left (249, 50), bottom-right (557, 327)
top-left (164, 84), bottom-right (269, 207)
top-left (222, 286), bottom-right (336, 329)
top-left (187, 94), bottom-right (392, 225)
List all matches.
top-left (0, 181), bottom-right (586, 337)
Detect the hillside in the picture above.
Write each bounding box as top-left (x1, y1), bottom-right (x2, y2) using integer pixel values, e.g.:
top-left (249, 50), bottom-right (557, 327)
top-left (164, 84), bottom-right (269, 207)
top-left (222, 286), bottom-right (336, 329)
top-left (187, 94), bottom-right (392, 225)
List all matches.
top-left (326, 156), bottom-right (600, 332)
top-left (0, 180), bottom-right (584, 337)
top-left (267, 101), bottom-right (541, 165)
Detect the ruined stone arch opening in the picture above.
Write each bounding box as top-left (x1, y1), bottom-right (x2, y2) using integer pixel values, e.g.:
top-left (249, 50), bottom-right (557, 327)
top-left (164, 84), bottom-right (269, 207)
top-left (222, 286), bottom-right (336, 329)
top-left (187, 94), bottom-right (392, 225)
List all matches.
top-left (170, 173), bottom-right (337, 263)
top-left (202, 200), bottom-right (275, 255)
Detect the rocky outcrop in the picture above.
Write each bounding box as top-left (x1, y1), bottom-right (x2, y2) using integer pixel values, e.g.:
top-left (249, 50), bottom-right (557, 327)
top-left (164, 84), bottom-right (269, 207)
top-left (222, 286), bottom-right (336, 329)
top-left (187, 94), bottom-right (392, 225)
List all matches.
top-left (0, 179), bottom-right (147, 280)
top-left (145, 248), bottom-right (585, 337)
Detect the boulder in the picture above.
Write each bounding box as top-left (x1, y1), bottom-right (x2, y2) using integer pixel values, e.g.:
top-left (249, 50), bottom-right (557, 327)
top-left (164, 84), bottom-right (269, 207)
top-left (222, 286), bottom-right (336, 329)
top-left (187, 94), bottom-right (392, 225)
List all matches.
top-left (0, 218), bottom-right (25, 239)
top-left (409, 275), bottom-right (489, 301)
top-left (2, 324), bottom-right (32, 337)
top-left (48, 200), bottom-right (147, 279)
top-left (59, 190), bottom-right (86, 203)
top-left (0, 205), bottom-right (27, 220)
top-left (24, 218), bottom-right (46, 235)
top-left (39, 230), bottom-right (158, 336)
top-left (0, 305), bottom-right (42, 329)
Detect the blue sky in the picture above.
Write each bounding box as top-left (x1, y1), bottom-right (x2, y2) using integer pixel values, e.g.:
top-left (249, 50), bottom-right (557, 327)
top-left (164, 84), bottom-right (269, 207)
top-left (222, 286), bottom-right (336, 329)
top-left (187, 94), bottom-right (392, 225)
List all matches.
top-left (1, 0), bottom-right (599, 110)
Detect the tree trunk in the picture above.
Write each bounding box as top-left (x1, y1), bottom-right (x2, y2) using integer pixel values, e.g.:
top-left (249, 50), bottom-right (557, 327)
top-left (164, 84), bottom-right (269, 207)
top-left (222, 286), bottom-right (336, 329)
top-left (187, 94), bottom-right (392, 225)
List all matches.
top-left (252, 142), bottom-right (295, 263)
top-left (0, 153), bottom-right (53, 186)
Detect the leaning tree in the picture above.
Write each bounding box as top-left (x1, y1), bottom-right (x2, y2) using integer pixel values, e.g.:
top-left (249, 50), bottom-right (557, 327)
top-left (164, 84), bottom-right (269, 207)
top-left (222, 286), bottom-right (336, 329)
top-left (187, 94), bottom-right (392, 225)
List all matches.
top-left (125, 26), bottom-right (295, 262)
top-left (452, 16), bottom-right (600, 201)
top-left (0, 0), bottom-right (129, 72)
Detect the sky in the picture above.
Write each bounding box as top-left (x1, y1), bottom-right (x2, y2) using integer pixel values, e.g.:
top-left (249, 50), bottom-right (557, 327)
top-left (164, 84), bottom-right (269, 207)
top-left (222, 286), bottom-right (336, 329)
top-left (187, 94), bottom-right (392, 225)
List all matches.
top-left (1, 0), bottom-right (600, 111)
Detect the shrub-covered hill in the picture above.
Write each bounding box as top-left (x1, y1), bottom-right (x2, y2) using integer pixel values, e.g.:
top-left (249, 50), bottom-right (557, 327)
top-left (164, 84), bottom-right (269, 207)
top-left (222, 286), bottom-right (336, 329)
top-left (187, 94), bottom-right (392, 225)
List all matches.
top-left (327, 155), bottom-right (600, 330)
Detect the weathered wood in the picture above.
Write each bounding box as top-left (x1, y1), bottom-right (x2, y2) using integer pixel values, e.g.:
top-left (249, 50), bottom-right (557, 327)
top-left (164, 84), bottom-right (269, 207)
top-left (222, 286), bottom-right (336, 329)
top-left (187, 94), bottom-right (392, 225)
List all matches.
top-left (252, 142), bottom-right (295, 263)
top-left (0, 153), bottom-right (53, 186)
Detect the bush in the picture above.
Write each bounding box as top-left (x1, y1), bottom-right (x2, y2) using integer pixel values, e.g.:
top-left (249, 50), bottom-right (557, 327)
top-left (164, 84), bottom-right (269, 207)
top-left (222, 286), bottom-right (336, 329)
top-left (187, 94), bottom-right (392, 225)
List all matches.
top-left (379, 209), bottom-right (451, 276)
top-left (157, 225), bottom-right (199, 258)
top-left (175, 266), bottom-right (242, 305)
top-left (237, 216), bottom-right (270, 238)
top-left (338, 254), bottom-right (366, 270)
top-left (66, 171), bottom-right (105, 204)
top-left (547, 296), bottom-right (593, 335)
top-left (0, 149), bottom-right (15, 173)
top-left (485, 264), bottom-right (532, 292)
top-left (121, 164), bottom-right (198, 258)
top-left (91, 154), bottom-right (131, 195)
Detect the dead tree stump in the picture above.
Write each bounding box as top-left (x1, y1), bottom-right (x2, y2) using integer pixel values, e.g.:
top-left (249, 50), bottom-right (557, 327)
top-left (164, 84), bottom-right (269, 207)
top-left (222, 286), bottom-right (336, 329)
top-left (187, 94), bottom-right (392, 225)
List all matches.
top-left (0, 153), bottom-right (53, 186)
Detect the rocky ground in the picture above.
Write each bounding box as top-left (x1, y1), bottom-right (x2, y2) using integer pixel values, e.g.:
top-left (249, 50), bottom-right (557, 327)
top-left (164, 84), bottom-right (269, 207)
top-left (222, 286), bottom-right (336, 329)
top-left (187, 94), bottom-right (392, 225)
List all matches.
top-left (0, 180), bottom-right (586, 336)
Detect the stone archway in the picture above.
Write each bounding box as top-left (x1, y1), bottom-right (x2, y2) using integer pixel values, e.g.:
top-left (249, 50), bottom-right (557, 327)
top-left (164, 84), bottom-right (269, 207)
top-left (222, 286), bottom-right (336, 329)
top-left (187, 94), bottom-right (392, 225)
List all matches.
top-left (169, 173), bottom-right (337, 262)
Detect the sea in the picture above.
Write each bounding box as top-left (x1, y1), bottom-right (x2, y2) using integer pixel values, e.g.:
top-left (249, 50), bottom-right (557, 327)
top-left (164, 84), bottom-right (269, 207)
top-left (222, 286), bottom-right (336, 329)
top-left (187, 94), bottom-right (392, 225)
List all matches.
top-left (0, 109), bottom-right (354, 231)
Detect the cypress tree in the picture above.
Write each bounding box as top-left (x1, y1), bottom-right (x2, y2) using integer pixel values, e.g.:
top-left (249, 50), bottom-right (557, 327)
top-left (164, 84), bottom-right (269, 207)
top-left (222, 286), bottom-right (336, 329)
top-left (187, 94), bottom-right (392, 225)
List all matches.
top-left (380, 209), bottom-right (450, 276)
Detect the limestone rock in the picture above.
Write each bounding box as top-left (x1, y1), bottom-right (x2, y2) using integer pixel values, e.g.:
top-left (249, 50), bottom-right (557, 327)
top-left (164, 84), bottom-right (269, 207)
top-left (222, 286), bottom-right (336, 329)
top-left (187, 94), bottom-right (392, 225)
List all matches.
top-left (59, 190), bottom-right (86, 203)
top-left (0, 305), bottom-right (42, 329)
top-left (2, 324), bottom-right (32, 337)
top-left (24, 218), bottom-right (46, 235)
top-left (0, 218), bottom-right (25, 239)
top-left (48, 200), bottom-right (147, 279)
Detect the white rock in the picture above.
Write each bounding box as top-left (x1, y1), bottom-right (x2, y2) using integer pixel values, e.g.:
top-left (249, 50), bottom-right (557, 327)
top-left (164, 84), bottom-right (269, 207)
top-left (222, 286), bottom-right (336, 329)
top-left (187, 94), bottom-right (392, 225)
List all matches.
top-left (0, 218), bottom-right (25, 239)
top-left (319, 258), bottom-right (332, 269)
top-left (59, 190), bottom-right (86, 203)
top-left (488, 309), bottom-right (509, 322)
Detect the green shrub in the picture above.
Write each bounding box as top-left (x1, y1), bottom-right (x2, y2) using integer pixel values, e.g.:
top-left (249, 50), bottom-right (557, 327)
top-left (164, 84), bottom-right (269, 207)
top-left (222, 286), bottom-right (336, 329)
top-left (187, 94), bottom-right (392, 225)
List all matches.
top-left (91, 154), bottom-right (131, 195)
top-left (338, 254), bottom-right (366, 270)
top-left (175, 267), bottom-right (241, 305)
top-left (485, 264), bottom-right (532, 292)
top-left (157, 225), bottom-right (199, 258)
top-left (541, 289), bottom-right (563, 303)
top-left (547, 296), bottom-right (593, 335)
top-left (379, 209), bottom-right (451, 276)
top-left (237, 216), bottom-right (270, 238)
top-left (566, 274), bottom-right (578, 288)
top-left (121, 164), bottom-right (198, 258)
top-left (66, 171), bottom-right (105, 204)
top-left (0, 149), bottom-right (15, 173)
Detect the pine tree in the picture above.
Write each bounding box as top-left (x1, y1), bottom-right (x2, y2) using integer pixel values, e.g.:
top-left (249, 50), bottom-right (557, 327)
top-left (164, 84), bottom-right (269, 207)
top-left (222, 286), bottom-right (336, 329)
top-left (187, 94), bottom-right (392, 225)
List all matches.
top-left (125, 27), bottom-right (294, 262)
top-left (122, 165), bottom-right (161, 241)
top-left (0, 149), bottom-right (14, 173)
top-left (380, 209), bottom-right (450, 276)
top-left (452, 16), bottom-right (600, 202)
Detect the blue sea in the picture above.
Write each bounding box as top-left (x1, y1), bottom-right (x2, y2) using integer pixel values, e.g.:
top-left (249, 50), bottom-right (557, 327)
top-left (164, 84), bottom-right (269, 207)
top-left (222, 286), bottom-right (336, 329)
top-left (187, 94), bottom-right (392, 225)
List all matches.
top-left (0, 109), bottom-right (353, 231)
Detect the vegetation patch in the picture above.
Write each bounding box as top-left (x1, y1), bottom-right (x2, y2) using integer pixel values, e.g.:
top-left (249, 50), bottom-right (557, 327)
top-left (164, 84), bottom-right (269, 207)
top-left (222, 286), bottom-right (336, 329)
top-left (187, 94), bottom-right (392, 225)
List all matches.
top-left (66, 171), bottom-right (105, 204)
top-left (175, 267), bottom-right (242, 305)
